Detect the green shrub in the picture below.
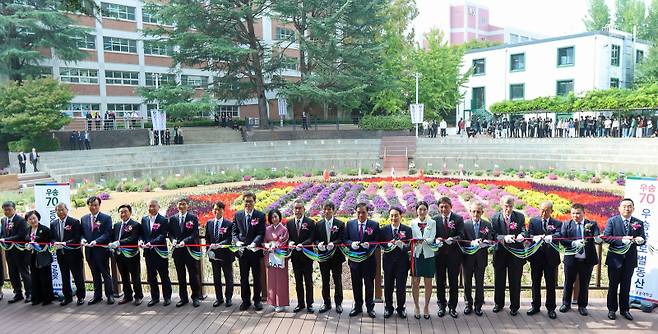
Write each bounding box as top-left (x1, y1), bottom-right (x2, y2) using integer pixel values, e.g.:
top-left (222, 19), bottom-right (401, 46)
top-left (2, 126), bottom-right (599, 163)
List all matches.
top-left (8, 134), bottom-right (60, 152)
top-left (459, 180), bottom-right (470, 187)
top-left (359, 115), bottom-right (412, 130)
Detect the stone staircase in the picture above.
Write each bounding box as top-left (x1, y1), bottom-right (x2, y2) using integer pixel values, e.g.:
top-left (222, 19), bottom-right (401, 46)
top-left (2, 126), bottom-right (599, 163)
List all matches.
top-left (380, 136), bottom-right (416, 173)
top-left (179, 127), bottom-right (244, 144)
top-left (18, 172), bottom-right (56, 188)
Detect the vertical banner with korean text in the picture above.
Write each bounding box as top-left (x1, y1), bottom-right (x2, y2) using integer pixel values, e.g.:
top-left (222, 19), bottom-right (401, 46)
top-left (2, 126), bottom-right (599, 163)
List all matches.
top-left (34, 183), bottom-right (71, 296)
top-left (625, 177), bottom-right (658, 303)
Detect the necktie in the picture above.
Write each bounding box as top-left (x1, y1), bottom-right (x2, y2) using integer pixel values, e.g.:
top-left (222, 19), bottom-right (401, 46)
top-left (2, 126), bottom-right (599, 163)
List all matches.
top-left (393, 227), bottom-right (398, 240)
top-left (576, 222), bottom-right (584, 254)
top-left (624, 219), bottom-right (629, 235)
top-left (119, 222), bottom-right (125, 240)
top-left (91, 215), bottom-right (96, 231)
top-left (60, 219), bottom-right (65, 241)
top-left (504, 215), bottom-right (510, 233)
top-left (474, 221), bottom-right (479, 238)
top-left (443, 216), bottom-right (449, 237)
top-left (296, 219), bottom-right (301, 235)
top-left (215, 219), bottom-right (220, 239)
top-left (245, 214), bottom-right (251, 232)
top-left (179, 214), bottom-right (184, 231)
top-left (326, 220), bottom-right (332, 241)
top-left (359, 223), bottom-right (364, 240)
top-left (544, 219), bottom-right (549, 232)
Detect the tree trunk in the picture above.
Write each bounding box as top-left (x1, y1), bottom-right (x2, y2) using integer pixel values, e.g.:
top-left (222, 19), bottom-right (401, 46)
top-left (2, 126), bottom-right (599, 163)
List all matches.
top-left (245, 15), bottom-right (269, 128)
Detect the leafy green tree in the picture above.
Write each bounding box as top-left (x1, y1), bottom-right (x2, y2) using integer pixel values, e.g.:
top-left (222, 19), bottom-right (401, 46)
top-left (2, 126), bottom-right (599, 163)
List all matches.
top-left (614, 0), bottom-right (646, 33)
top-left (138, 84), bottom-right (217, 121)
top-left (635, 44), bottom-right (658, 86)
top-left (583, 0), bottom-right (611, 31)
top-left (640, 0), bottom-right (658, 42)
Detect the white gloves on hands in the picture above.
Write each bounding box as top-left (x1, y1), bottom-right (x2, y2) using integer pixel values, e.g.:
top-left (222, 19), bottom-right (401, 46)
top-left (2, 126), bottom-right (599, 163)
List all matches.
top-left (634, 236), bottom-right (645, 245)
top-left (572, 239), bottom-right (584, 248)
top-left (516, 234), bottom-right (525, 242)
top-left (351, 241), bottom-right (360, 250)
top-left (327, 242), bottom-right (335, 250)
top-left (622, 236), bottom-right (632, 245)
top-left (594, 236), bottom-right (603, 244)
top-left (235, 241), bottom-right (244, 247)
top-left (445, 237), bottom-right (454, 245)
top-left (543, 235), bottom-right (553, 243)
top-left (504, 235), bottom-right (515, 244)
top-left (532, 235), bottom-right (542, 243)
top-left (470, 239), bottom-right (479, 247)
top-left (395, 240), bottom-right (404, 248)
top-left (362, 242), bottom-right (370, 248)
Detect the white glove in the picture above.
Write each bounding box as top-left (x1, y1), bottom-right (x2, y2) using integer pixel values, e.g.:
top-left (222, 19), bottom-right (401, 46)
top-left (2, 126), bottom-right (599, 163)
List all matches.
top-left (138, 240), bottom-right (145, 248)
top-left (288, 241), bottom-right (295, 248)
top-left (176, 241), bottom-right (184, 248)
top-left (532, 235), bottom-right (542, 243)
top-left (435, 241), bottom-right (444, 248)
top-left (480, 239), bottom-right (491, 247)
top-left (594, 236), bottom-right (603, 244)
top-left (572, 239), bottom-right (584, 248)
top-left (317, 241), bottom-right (325, 249)
top-left (634, 236), bottom-right (645, 245)
top-left (327, 242), bottom-right (335, 250)
top-left (504, 235), bottom-right (515, 244)
top-left (470, 239), bottom-right (479, 247)
top-left (235, 241), bottom-right (244, 247)
top-left (145, 242), bottom-right (152, 248)
top-left (435, 237), bottom-right (443, 244)
top-left (295, 244), bottom-right (303, 251)
top-left (89, 240), bottom-right (97, 247)
top-left (248, 242), bottom-right (256, 250)
top-left (318, 243), bottom-right (327, 251)
top-left (516, 234), bottom-right (525, 242)
top-left (446, 237), bottom-right (454, 245)
top-left (80, 239), bottom-right (87, 246)
top-left (543, 235), bottom-right (553, 243)
top-left (362, 242), bottom-right (370, 248)
top-left (387, 242), bottom-right (394, 248)
top-left (211, 243), bottom-right (220, 250)
top-left (622, 236), bottom-right (632, 245)
top-left (0, 238), bottom-right (4, 242)
top-left (55, 242), bottom-right (64, 250)
top-left (395, 240), bottom-right (404, 248)
top-left (109, 241), bottom-right (119, 248)
top-left (171, 239), bottom-right (178, 246)
top-left (351, 241), bottom-right (360, 250)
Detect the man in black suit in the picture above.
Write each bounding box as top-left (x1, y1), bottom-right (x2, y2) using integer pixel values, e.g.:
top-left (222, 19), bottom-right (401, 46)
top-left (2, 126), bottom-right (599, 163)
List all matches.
top-left (81, 196), bottom-right (114, 305)
top-left (431, 196), bottom-right (464, 318)
top-left (110, 204), bottom-right (143, 305)
top-left (526, 201), bottom-right (562, 319)
top-left (17, 152), bottom-right (26, 174)
top-left (462, 201), bottom-right (494, 316)
top-left (140, 199), bottom-right (172, 307)
top-left (315, 201), bottom-right (345, 314)
top-left (604, 198), bottom-right (646, 321)
top-left (1, 201), bottom-right (31, 303)
top-left (559, 203), bottom-right (601, 316)
top-left (51, 203), bottom-right (85, 306)
top-left (169, 198), bottom-right (201, 307)
top-left (491, 195), bottom-right (527, 316)
top-left (381, 206), bottom-right (412, 319)
top-left (287, 199), bottom-right (316, 313)
top-left (206, 201), bottom-right (235, 307)
top-left (231, 191), bottom-right (266, 311)
top-left (345, 202), bottom-right (380, 318)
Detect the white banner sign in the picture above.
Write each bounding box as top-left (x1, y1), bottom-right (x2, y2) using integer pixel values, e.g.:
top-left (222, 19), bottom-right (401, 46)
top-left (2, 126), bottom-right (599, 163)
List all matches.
top-left (625, 177), bottom-right (658, 303)
top-left (277, 97), bottom-right (287, 117)
top-left (410, 103), bottom-right (424, 124)
top-left (34, 183), bottom-right (71, 296)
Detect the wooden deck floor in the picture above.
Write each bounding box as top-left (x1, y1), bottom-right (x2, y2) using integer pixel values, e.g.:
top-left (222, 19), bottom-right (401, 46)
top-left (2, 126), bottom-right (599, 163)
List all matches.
top-left (0, 289), bottom-right (655, 333)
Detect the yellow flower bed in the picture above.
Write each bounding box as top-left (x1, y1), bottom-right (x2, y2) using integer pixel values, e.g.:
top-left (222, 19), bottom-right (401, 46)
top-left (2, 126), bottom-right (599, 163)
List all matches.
top-left (504, 186), bottom-right (571, 214)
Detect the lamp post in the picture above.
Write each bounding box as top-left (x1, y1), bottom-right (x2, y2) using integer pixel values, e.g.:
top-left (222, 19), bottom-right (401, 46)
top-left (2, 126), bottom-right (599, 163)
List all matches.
top-left (151, 73), bottom-right (162, 146)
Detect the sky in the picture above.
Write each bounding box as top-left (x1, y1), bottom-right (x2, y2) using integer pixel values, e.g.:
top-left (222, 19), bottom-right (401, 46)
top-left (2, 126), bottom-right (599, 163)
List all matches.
top-left (414, 0), bottom-right (653, 42)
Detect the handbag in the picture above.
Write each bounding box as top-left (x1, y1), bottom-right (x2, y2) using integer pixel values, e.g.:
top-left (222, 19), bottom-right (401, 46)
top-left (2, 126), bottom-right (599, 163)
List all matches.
top-left (36, 251), bottom-right (54, 269)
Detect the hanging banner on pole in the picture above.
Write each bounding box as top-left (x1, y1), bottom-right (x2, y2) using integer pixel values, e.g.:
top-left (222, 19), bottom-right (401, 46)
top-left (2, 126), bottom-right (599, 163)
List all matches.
top-left (278, 98), bottom-right (287, 117)
top-left (410, 103), bottom-right (424, 124)
top-left (625, 177), bottom-right (658, 304)
top-left (34, 183), bottom-right (71, 297)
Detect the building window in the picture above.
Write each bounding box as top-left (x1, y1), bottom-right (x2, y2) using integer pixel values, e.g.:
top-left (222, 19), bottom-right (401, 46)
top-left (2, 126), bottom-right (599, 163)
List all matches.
top-left (610, 78), bottom-right (620, 88)
top-left (510, 84), bottom-right (524, 100)
top-left (101, 3), bottom-right (136, 21)
top-left (471, 87), bottom-right (485, 110)
top-left (181, 75), bottom-right (208, 88)
top-left (105, 71), bottom-right (139, 85)
top-left (106, 103), bottom-right (141, 117)
top-left (557, 46), bottom-right (574, 66)
top-left (35, 67), bottom-right (53, 78)
top-left (143, 40), bottom-right (172, 56)
top-left (556, 80), bottom-right (574, 96)
top-left (472, 58), bottom-right (485, 75)
top-left (510, 33), bottom-right (519, 44)
top-left (142, 6), bottom-right (170, 25)
top-left (64, 103), bottom-right (100, 117)
top-left (103, 37), bottom-right (137, 53)
top-left (636, 50), bottom-right (644, 64)
top-left (281, 56), bottom-right (298, 71)
top-left (217, 105), bottom-right (239, 117)
top-left (510, 53), bottom-right (525, 72)
top-left (276, 27), bottom-right (296, 43)
top-left (145, 73), bottom-right (176, 86)
top-left (611, 44), bottom-right (620, 66)
top-left (60, 68), bottom-right (98, 84)
top-left (75, 33), bottom-right (95, 50)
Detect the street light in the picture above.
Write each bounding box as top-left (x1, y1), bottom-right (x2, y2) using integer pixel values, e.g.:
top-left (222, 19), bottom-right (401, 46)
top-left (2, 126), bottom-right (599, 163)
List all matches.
top-left (151, 73), bottom-right (162, 146)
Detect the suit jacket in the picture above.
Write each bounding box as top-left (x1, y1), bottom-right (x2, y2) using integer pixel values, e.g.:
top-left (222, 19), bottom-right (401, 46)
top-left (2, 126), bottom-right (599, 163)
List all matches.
top-left (431, 212), bottom-right (464, 258)
top-left (206, 217), bottom-right (235, 263)
top-left (113, 219), bottom-right (140, 246)
top-left (315, 217), bottom-right (346, 264)
top-left (29, 152), bottom-right (39, 163)
top-left (26, 224), bottom-right (52, 243)
top-left (81, 212), bottom-right (113, 245)
top-left (344, 219), bottom-right (380, 265)
top-left (168, 212), bottom-right (199, 252)
top-left (463, 219), bottom-right (494, 262)
top-left (50, 216), bottom-right (82, 256)
top-left (140, 214), bottom-right (169, 254)
top-left (287, 216), bottom-right (316, 264)
top-left (491, 210), bottom-right (527, 267)
top-left (17, 153), bottom-right (26, 164)
top-left (231, 209), bottom-right (266, 257)
top-left (411, 217), bottom-right (437, 258)
top-left (380, 224), bottom-right (412, 272)
top-left (1, 214), bottom-right (28, 243)
top-left (560, 219), bottom-right (600, 267)
top-left (527, 216), bottom-right (562, 266)
top-left (604, 215), bottom-right (646, 269)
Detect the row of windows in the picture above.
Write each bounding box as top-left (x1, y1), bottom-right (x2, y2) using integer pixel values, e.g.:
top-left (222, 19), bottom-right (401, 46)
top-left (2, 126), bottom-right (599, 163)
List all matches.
top-left (472, 46), bottom-right (645, 75)
top-left (471, 80), bottom-right (576, 110)
top-left (54, 68), bottom-right (209, 87)
top-left (76, 35), bottom-right (171, 56)
top-left (64, 103), bottom-right (241, 118)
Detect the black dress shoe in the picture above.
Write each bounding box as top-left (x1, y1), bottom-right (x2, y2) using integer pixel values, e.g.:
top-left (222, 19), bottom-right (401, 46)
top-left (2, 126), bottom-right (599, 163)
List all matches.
top-left (192, 299), bottom-right (200, 307)
top-left (147, 300), bottom-right (159, 307)
top-left (60, 299), bottom-right (73, 306)
top-left (118, 298), bottom-right (133, 305)
top-left (42, 300), bottom-right (52, 306)
top-left (397, 310), bottom-right (407, 319)
top-left (225, 300), bottom-right (232, 307)
top-left (239, 303), bottom-right (250, 311)
top-left (548, 310), bottom-right (557, 319)
top-left (213, 300), bottom-right (224, 307)
top-left (621, 311), bottom-right (633, 321)
top-left (578, 307), bottom-right (588, 316)
top-left (319, 305), bottom-right (331, 313)
top-left (474, 308), bottom-right (483, 316)
top-left (106, 297), bottom-right (115, 305)
top-left (76, 299), bottom-right (85, 306)
top-left (437, 308), bottom-right (446, 317)
top-left (510, 309), bottom-right (518, 316)
top-left (367, 310), bottom-right (376, 318)
top-left (176, 300), bottom-right (189, 307)
top-left (88, 298), bottom-right (102, 305)
top-left (383, 309), bottom-right (393, 318)
top-left (608, 311), bottom-right (616, 320)
top-left (492, 305), bottom-right (503, 313)
top-left (25, 296), bottom-right (32, 303)
top-left (527, 307), bottom-right (540, 315)
top-left (349, 308), bottom-right (362, 317)
top-left (307, 306), bottom-right (315, 313)
top-left (464, 305), bottom-right (472, 315)
top-left (449, 309), bottom-right (458, 318)
top-left (134, 298), bottom-right (143, 306)
top-left (254, 302), bottom-right (263, 311)
top-left (8, 295), bottom-right (24, 304)
top-left (336, 305), bottom-right (343, 313)
top-left (163, 299), bottom-right (171, 306)
top-left (559, 305), bottom-right (570, 313)
top-left (293, 305), bottom-right (305, 313)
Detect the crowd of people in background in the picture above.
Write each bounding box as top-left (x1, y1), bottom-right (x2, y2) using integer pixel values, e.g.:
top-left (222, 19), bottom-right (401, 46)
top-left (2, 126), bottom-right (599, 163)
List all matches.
top-left (84, 111), bottom-right (143, 131)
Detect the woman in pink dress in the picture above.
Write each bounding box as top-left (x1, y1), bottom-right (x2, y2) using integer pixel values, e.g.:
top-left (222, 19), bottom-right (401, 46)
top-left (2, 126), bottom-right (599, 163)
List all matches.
top-left (264, 209), bottom-right (290, 312)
